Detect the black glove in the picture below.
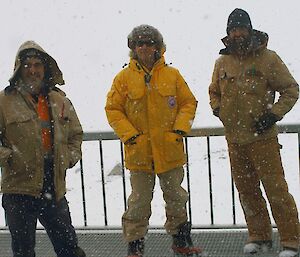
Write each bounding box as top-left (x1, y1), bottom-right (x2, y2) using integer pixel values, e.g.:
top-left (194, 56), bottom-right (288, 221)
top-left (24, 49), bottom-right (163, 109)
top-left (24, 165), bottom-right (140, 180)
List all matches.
top-left (254, 113), bottom-right (279, 134)
top-left (173, 130), bottom-right (186, 136)
top-left (213, 107), bottom-right (220, 118)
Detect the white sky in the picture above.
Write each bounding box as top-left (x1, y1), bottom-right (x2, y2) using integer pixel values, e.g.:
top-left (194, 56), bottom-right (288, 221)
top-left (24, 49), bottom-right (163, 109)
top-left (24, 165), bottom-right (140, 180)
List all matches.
top-left (1, 0), bottom-right (300, 132)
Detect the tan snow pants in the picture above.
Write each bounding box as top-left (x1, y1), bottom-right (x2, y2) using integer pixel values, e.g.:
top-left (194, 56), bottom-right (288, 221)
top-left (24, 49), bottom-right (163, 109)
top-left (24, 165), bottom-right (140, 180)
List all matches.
top-left (122, 167), bottom-right (188, 242)
top-left (228, 137), bottom-right (300, 249)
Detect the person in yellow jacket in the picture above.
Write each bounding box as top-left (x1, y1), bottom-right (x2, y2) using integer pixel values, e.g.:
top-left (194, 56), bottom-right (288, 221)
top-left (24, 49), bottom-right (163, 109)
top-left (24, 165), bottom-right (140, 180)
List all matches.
top-left (0, 41), bottom-right (85, 257)
top-left (209, 9), bottom-right (300, 257)
top-left (105, 24), bottom-right (201, 257)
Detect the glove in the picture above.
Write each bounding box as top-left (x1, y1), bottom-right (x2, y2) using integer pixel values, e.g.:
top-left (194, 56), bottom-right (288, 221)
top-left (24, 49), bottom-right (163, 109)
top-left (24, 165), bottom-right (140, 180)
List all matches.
top-left (213, 107), bottom-right (220, 118)
top-left (254, 113), bottom-right (279, 134)
top-left (173, 130), bottom-right (186, 136)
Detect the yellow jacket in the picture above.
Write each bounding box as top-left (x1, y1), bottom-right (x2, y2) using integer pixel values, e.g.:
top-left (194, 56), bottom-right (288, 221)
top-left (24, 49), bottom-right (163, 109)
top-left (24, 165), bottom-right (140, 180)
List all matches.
top-left (105, 57), bottom-right (197, 173)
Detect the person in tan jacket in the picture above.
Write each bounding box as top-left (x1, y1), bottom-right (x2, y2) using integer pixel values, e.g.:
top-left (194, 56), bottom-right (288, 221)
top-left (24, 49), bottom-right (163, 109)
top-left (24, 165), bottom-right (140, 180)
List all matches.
top-left (0, 41), bottom-right (85, 257)
top-left (105, 25), bottom-right (201, 257)
top-left (209, 8), bottom-right (299, 257)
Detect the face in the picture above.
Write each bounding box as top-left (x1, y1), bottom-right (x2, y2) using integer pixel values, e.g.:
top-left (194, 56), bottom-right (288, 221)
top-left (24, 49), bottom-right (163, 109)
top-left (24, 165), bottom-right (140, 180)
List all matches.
top-left (20, 57), bottom-right (45, 94)
top-left (134, 39), bottom-right (157, 65)
top-left (229, 27), bottom-right (250, 44)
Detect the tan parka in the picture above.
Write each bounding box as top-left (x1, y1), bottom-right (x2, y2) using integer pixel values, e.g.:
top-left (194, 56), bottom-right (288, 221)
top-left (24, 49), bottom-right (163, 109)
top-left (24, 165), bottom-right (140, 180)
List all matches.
top-left (0, 41), bottom-right (83, 201)
top-left (209, 30), bottom-right (299, 144)
top-left (105, 57), bottom-right (197, 174)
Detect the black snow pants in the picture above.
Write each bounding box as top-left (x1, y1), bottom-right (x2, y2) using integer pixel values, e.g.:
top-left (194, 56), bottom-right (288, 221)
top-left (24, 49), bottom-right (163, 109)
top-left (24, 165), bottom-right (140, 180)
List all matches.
top-left (2, 158), bottom-right (84, 257)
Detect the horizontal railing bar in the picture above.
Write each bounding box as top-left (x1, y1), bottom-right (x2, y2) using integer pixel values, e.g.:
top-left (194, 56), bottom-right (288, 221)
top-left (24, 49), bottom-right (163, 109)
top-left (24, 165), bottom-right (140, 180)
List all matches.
top-left (83, 124), bottom-right (300, 141)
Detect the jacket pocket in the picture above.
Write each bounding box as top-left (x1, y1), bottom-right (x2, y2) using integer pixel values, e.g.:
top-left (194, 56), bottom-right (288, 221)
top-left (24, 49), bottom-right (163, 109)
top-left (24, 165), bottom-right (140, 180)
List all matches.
top-left (219, 71), bottom-right (236, 97)
top-left (127, 84), bottom-right (146, 100)
top-left (0, 147), bottom-right (12, 167)
top-left (5, 112), bottom-right (36, 142)
top-left (56, 144), bottom-right (70, 185)
top-left (125, 134), bottom-right (149, 167)
top-left (125, 86), bottom-right (147, 127)
top-left (6, 112), bottom-right (34, 124)
top-left (164, 132), bottom-right (185, 162)
top-left (243, 69), bottom-right (266, 96)
top-left (156, 84), bottom-right (178, 125)
top-left (56, 116), bottom-right (70, 143)
top-left (157, 82), bottom-right (177, 97)
top-left (60, 144), bottom-right (70, 171)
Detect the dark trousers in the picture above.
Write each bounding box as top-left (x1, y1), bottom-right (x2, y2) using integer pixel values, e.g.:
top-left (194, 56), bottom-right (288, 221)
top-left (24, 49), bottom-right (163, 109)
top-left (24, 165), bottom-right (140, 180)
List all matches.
top-left (2, 159), bottom-right (82, 257)
top-left (2, 195), bottom-right (80, 257)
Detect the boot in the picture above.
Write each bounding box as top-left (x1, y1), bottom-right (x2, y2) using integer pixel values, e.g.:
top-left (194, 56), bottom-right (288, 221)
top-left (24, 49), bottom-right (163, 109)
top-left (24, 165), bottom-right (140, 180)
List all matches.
top-left (172, 222), bottom-right (202, 256)
top-left (73, 246), bottom-right (86, 257)
top-left (57, 246), bottom-right (86, 257)
top-left (127, 238), bottom-right (144, 257)
top-left (279, 247), bottom-right (299, 257)
top-left (243, 240), bottom-right (272, 254)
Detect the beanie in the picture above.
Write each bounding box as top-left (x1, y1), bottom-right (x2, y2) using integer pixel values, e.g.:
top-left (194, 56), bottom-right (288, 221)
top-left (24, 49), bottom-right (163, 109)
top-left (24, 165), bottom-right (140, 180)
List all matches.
top-left (227, 8), bottom-right (252, 34)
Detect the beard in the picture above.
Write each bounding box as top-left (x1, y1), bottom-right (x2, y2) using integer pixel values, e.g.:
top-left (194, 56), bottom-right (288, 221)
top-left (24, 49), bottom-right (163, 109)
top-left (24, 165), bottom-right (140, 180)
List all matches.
top-left (229, 35), bottom-right (252, 55)
top-left (22, 80), bottom-right (43, 95)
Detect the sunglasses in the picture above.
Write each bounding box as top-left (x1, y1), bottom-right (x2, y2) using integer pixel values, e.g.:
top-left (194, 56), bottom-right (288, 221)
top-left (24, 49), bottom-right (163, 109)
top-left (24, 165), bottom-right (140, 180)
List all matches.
top-left (136, 40), bottom-right (156, 47)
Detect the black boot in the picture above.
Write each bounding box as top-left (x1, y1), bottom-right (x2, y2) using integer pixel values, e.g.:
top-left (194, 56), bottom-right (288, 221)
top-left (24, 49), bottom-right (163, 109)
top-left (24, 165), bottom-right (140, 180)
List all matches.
top-left (172, 222), bottom-right (202, 256)
top-left (127, 238), bottom-right (144, 257)
top-left (73, 246), bottom-right (86, 257)
top-left (57, 246), bottom-right (86, 257)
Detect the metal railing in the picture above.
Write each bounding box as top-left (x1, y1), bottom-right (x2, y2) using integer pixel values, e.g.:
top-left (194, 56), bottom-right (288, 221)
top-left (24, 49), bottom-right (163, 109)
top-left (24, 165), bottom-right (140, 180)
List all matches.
top-left (77, 124), bottom-right (300, 229)
top-left (1, 124), bottom-right (299, 230)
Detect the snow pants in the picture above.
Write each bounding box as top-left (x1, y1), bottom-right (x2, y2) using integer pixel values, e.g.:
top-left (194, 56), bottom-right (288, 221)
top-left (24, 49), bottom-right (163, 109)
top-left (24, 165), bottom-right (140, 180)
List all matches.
top-left (122, 166), bottom-right (189, 242)
top-left (228, 137), bottom-right (300, 249)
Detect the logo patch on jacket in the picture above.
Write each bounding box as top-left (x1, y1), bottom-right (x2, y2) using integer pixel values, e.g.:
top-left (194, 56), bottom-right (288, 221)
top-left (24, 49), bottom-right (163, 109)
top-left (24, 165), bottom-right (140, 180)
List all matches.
top-left (168, 96), bottom-right (176, 108)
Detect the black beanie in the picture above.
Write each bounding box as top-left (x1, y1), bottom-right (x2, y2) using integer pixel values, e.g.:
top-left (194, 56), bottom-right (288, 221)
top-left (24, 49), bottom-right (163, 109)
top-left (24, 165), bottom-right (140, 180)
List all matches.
top-left (226, 8), bottom-right (252, 34)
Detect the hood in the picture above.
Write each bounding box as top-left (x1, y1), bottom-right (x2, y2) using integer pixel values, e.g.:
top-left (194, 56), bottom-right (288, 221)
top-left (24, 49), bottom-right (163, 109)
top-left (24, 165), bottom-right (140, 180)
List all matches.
top-left (9, 40), bottom-right (64, 88)
top-left (219, 30), bottom-right (269, 55)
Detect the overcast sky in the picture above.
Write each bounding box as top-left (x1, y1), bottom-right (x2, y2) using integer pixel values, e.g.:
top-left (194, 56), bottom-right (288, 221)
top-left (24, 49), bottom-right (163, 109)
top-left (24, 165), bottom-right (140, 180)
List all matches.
top-left (1, 0), bottom-right (299, 131)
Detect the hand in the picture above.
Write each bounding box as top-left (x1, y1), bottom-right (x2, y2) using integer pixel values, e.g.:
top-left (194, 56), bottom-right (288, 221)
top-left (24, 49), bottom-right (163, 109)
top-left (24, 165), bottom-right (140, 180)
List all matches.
top-left (173, 130), bottom-right (186, 136)
top-left (213, 107), bottom-right (220, 118)
top-left (254, 113), bottom-right (279, 134)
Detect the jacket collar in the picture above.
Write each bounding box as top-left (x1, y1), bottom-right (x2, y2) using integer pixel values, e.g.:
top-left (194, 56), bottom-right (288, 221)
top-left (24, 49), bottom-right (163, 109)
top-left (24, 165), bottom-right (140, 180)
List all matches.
top-left (129, 56), bottom-right (166, 73)
top-left (219, 29), bottom-right (269, 56)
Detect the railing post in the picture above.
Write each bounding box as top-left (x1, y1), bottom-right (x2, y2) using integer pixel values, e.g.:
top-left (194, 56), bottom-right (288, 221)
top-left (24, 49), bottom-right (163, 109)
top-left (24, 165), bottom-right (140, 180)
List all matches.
top-left (231, 176), bottom-right (236, 225)
top-left (99, 140), bottom-right (108, 226)
top-left (207, 136), bottom-right (214, 225)
top-left (79, 159), bottom-right (87, 226)
top-left (184, 137), bottom-right (192, 224)
top-left (120, 141), bottom-right (127, 211)
top-left (298, 132), bottom-right (300, 185)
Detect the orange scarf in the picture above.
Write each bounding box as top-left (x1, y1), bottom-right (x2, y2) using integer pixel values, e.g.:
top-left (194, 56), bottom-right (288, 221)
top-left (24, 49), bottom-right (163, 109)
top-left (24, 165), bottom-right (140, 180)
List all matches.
top-left (37, 95), bottom-right (52, 153)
